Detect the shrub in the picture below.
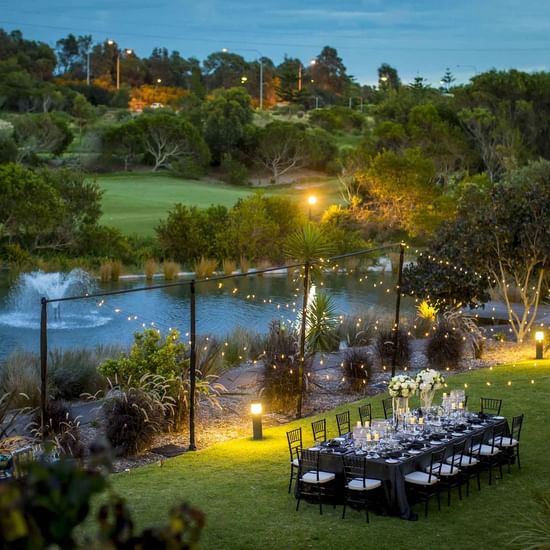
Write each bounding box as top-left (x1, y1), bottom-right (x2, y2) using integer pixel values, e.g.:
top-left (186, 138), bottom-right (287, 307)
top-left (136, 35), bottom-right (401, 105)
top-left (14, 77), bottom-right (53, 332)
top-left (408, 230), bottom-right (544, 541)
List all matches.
top-left (415, 299), bottom-right (439, 338)
top-left (194, 257), bottom-right (217, 279)
top-left (103, 386), bottom-right (164, 455)
top-left (239, 256), bottom-right (250, 274)
top-left (336, 312), bottom-right (380, 347)
top-left (163, 260), bottom-right (180, 280)
top-left (261, 321), bottom-right (302, 413)
top-left (99, 262), bottom-right (111, 282)
top-left (255, 259), bottom-right (271, 275)
top-left (220, 154), bottom-right (249, 185)
top-left (110, 260), bottom-right (122, 281)
top-left (343, 347), bottom-right (373, 393)
top-left (0, 391), bottom-right (31, 438)
top-left (172, 157), bottom-right (206, 179)
top-left (374, 327), bottom-right (411, 369)
top-left (144, 258), bottom-right (157, 281)
top-left (222, 259), bottom-right (236, 276)
top-left (306, 291), bottom-right (339, 352)
top-left (31, 400), bottom-right (84, 458)
top-left (443, 308), bottom-right (484, 359)
top-left (426, 319), bottom-right (464, 369)
top-left (222, 326), bottom-right (265, 367)
top-left (0, 351), bottom-right (41, 407)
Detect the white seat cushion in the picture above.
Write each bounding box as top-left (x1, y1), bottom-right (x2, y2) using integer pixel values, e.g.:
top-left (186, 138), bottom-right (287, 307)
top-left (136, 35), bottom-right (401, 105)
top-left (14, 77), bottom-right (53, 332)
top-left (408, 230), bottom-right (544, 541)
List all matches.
top-left (447, 455), bottom-right (479, 467)
top-left (302, 471), bottom-right (335, 484)
top-left (291, 458), bottom-right (300, 467)
top-left (347, 478), bottom-right (382, 491)
top-left (427, 463), bottom-right (459, 476)
top-left (405, 471), bottom-right (439, 486)
top-left (488, 437), bottom-right (518, 448)
top-left (477, 444), bottom-right (500, 456)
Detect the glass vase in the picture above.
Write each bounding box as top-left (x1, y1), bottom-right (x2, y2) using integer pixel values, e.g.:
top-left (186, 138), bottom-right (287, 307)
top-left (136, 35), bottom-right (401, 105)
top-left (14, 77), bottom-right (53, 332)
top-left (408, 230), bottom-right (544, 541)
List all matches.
top-left (392, 396), bottom-right (410, 426)
top-left (420, 389), bottom-right (436, 412)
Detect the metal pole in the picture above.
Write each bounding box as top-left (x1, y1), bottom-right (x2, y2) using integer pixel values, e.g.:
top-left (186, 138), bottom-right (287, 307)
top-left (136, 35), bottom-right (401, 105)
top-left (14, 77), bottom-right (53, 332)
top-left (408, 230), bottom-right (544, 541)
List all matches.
top-left (391, 243), bottom-right (406, 377)
top-left (116, 54), bottom-right (120, 90)
top-left (297, 261), bottom-right (310, 418)
top-left (40, 298), bottom-right (48, 438)
top-left (86, 51), bottom-right (90, 86)
top-left (259, 58), bottom-right (263, 110)
top-left (298, 64), bottom-right (302, 92)
top-left (188, 280), bottom-right (197, 450)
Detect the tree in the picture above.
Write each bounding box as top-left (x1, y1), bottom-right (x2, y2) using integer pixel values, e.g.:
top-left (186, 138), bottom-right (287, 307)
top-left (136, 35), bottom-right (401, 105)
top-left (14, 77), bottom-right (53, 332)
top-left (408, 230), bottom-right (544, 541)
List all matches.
top-left (255, 121), bottom-right (308, 182)
top-left (378, 63), bottom-right (401, 91)
top-left (70, 93), bottom-right (96, 144)
top-left (12, 113), bottom-right (73, 163)
top-left (404, 160), bottom-right (550, 342)
top-left (439, 68), bottom-right (455, 93)
top-left (102, 120), bottom-right (143, 170)
top-left (203, 51), bottom-right (249, 90)
top-left (310, 46), bottom-right (351, 99)
top-left (202, 87), bottom-right (253, 163)
top-left (135, 113), bottom-right (210, 171)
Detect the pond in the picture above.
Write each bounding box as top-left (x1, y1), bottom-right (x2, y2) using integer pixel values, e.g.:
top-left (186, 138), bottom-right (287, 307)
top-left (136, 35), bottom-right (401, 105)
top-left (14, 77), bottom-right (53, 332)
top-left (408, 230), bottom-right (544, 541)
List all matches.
top-left (0, 269), bottom-right (413, 359)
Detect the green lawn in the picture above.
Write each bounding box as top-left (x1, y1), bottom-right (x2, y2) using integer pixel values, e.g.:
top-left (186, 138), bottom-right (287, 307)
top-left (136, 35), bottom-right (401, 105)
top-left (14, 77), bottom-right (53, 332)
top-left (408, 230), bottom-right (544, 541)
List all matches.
top-left (97, 173), bottom-right (342, 236)
top-left (107, 360), bottom-right (549, 549)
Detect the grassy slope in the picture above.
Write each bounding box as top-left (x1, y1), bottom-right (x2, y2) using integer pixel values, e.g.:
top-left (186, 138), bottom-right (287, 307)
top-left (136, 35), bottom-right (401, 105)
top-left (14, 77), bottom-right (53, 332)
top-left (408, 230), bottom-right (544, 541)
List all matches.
top-left (107, 360), bottom-right (549, 550)
top-left (97, 173), bottom-right (342, 236)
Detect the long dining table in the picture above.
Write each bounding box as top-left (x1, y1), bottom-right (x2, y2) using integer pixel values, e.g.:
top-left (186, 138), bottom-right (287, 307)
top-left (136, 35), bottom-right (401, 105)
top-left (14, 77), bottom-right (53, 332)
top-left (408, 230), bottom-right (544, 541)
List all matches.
top-left (303, 414), bottom-right (508, 520)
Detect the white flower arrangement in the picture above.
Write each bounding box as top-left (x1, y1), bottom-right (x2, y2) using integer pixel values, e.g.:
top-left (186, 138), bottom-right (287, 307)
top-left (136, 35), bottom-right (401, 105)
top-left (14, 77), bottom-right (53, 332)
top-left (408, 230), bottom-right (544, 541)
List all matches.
top-left (415, 368), bottom-right (445, 392)
top-left (388, 374), bottom-right (418, 397)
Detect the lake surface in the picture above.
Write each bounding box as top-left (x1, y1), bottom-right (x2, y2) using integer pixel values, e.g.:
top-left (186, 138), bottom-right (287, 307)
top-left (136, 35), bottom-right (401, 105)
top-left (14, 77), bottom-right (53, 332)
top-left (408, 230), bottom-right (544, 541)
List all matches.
top-left (0, 270), bottom-right (412, 358)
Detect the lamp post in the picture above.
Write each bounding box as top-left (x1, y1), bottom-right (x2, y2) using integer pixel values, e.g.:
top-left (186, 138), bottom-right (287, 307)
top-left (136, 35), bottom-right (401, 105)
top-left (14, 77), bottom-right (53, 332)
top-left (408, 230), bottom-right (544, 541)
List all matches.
top-left (107, 40), bottom-right (132, 90)
top-left (307, 194), bottom-right (317, 220)
top-left (535, 331), bottom-right (544, 359)
top-left (250, 401), bottom-right (263, 440)
top-left (86, 50), bottom-right (91, 86)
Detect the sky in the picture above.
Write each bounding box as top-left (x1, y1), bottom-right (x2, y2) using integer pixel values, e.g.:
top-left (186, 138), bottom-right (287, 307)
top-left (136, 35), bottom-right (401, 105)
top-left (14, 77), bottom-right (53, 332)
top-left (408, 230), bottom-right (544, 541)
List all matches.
top-left (1, 0), bottom-right (550, 85)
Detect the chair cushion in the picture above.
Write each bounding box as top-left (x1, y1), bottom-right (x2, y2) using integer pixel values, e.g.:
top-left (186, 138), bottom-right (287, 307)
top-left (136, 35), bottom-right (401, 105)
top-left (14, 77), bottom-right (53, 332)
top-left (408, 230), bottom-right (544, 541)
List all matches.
top-left (447, 455), bottom-right (479, 467)
top-left (291, 458), bottom-right (300, 467)
top-left (477, 444), bottom-right (500, 456)
top-left (347, 478), bottom-right (382, 491)
top-left (488, 437), bottom-right (518, 448)
top-left (427, 463), bottom-right (459, 476)
top-left (405, 471), bottom-right (439, 486)
top-left (302, 471), bottom-right (335, 484)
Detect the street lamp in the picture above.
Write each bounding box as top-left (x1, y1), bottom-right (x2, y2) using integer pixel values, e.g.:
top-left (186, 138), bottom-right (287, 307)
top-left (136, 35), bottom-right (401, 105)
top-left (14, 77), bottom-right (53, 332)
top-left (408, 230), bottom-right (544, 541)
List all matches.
top-left (307, 194), bottom-right (317, 220)
top-left (107, 40), bottom-right (133, 90)
top-left (250, 401), bottom-right (263, 440)
top-left (298, 59), bottom-right (316, 92)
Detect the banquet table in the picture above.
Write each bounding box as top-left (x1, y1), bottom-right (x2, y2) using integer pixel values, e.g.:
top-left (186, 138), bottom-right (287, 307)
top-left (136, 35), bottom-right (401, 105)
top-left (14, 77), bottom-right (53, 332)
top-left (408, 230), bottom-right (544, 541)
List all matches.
top-left (303, 415), bottom-right (508, 520)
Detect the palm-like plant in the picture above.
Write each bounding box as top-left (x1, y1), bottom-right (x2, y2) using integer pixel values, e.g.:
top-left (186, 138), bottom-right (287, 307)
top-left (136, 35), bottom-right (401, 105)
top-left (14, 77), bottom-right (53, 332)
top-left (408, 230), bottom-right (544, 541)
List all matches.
top-left (284, 223), bottom-right (335, 264)
top-left (306, 290), bottom-right (339, 352)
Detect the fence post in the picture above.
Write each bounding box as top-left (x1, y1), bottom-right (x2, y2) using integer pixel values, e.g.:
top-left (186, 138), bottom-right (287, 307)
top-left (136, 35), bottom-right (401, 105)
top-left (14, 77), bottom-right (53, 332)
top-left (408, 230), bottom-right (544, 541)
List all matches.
top-left (189, 280), bottom-right (197, 451)
top-left (40, 297), bottom-right (48, 438)
top-left (297, 261), bottom-right (310, 418)
top-left (391, 243), bottom-right (406, 377)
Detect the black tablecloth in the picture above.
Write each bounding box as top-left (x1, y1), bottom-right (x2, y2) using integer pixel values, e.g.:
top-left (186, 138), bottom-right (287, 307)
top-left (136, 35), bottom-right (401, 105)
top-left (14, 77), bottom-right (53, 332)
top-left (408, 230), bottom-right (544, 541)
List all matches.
top-left (310, 417), bottom-right (507, 519)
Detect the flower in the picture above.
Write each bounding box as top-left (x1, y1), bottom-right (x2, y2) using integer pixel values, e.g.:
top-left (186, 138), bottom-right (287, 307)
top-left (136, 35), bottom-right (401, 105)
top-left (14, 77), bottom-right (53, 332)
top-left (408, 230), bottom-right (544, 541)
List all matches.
top-left (388, 374), bottom-right (418, 397)
top-left (415, 368), bottom-right (445, 392)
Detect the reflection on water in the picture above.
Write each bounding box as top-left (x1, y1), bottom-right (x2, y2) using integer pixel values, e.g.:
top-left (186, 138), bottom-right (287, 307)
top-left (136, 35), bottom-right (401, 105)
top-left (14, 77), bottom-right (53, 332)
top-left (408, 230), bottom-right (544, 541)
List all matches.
top-left (0, 271), bottom-right (411, 358)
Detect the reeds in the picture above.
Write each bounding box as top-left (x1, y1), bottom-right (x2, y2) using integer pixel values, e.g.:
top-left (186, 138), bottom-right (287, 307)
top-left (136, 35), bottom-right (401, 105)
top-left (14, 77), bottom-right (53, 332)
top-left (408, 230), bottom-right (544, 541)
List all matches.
top-left (163, 261), bottom-right (180, 281)
top-left (239, 256), bottom-right (250, 274)
top-left (194, 257), bottom-right (217, 279)
top-left (144, 259), bottom-right (157, 281)
top-left (222, 259), bottom-right (237, 276)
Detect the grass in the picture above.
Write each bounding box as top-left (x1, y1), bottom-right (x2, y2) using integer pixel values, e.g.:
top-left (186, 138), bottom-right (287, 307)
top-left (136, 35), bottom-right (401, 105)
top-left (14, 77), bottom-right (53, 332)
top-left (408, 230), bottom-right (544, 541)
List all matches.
top-left (103, 359), bottom-right (550, 549)
top-left (96, 173), bottom-right (343, 236)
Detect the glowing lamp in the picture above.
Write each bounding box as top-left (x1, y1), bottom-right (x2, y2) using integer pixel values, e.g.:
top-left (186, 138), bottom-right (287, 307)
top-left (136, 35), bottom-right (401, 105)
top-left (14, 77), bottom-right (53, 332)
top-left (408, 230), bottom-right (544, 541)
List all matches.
top-left (535, 331), bottom-right (544, 359)
top-left (251, 401), bottom-right (263, 440)
top-left (307, 195), bottom-right (317, 206)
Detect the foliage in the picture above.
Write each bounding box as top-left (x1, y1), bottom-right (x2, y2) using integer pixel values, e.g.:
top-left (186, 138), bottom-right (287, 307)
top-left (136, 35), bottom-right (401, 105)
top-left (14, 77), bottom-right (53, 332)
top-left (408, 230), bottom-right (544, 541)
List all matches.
top-left (283, 222), bottom-right (334, 264)
top-left (98, 328), bottom-right (187, 383)
top-left (261, 321), bottom-right (302, 412)
top-left (309, 106), bottom-right (365, 132)
top-left (0, 135), bottom-right (17, 163)
top-left (426, 319), bottom-right (464, 370)
top-left (342, 347), bottom-right (373, 393)
top-left (220, 153), bottom-right (249, 185)
top-left (222, 258), bottom-right (236, 276)
top-left (306, 290), bottom-right (339, 352)
top-left (194, 256), bottom-right (217, 278)
top-left (102, 119), bottom-right (142, 171)
top-left (163, 260), bottom-right (180, 280)
top-left (374, 327), bottom-right (411, 369)
top-left (0, 391), bottom-right (31, 439)
top-left (144, 258), bottom-right (157, 280)
top-left (336, 312), bottom-right (379, 347)
top-left (0, 351), bottom-right (41, 407)
top-left (221, 326), bottom-right (265, 367)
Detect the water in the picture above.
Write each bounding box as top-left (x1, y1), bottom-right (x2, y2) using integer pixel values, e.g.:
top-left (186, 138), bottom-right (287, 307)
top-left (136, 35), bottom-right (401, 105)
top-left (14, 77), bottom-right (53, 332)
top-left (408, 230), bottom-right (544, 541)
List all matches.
top-left (0, 269), bottom-right (409, 358)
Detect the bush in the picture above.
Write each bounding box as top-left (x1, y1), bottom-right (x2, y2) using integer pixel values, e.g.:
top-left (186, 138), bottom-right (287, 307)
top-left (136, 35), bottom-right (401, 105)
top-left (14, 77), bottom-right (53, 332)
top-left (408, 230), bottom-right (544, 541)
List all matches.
top-left (222, 259), bottom-right (236, 276)
top-left (144, 258), bottom-right (157, 280)
top-left (163, 260), bottom-right (180, 280)
top-left (194, 257), bottom-right (217, 278)
top-left (374, 327), bottom-right (411, 369)
top-left (110, 260), bottom-right (122, 281)
top-left (261, 321), bottom-right (302, 413)
top-left (103, 386), bottom-right (164, 456)
top-left (343, 347), bottom-right (373, 393)
top-left (239, 256), bottom-right (250, 274)
top-left (222, 327), bottom-right (265, 367)
top-left (0, 351), bottom-right (41, 407)
top-left (426, 319), bottom-right (464, 369)
top-left (337, 312), bottom-right (381, 347)
top-left (31, 400), bottom-right (84, 458)
top-left (0, 136), bottom-right (17, 164)
top-left (172, 157), bottom-right (206, 179)
top-left (220, 154), bottom-right (249, 185)
top-left (99, 262), bottom-right (111, 282)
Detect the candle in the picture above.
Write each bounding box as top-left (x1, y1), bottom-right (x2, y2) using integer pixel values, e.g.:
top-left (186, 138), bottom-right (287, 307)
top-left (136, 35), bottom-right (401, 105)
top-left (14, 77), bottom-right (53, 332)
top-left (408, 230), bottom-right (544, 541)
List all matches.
top-left (357, 421), bottom-right (362, 428)
top-left (373, 432), bottom-right (379, 441)
top-left (458, 402), bottom-right (464, 410)
top-left (419, 417), bottom-right (424, 425)
top-left (366, 433), bottom-right (372, 441)
top-left (364, 421), bottom-right (370, 428)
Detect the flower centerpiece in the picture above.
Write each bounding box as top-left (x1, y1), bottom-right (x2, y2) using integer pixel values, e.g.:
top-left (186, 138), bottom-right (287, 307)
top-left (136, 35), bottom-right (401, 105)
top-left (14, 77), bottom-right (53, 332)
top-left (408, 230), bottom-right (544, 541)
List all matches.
top-left (388, 375), bottom-right (418, 422)
top-left (415, 368), bottom-right (445, 411)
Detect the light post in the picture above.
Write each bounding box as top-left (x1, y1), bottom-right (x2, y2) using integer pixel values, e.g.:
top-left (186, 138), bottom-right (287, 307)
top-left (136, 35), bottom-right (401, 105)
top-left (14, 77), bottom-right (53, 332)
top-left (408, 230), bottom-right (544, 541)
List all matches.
top-left (298, 59), bottom-right (316, 92)
top-left (107, 40), bottom-right (132, 90)
top-left (307, 194), bottom-right (317, 220)
top-left (535, 331), bottom-right (544, 359)
top-left (86, 50), bottom-right (91, 86)
top-left (250, 401), bottom-right (263, 440)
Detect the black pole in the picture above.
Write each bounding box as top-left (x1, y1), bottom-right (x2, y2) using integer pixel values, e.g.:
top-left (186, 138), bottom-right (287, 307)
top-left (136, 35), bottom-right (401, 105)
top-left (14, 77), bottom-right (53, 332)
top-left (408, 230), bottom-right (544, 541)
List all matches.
top-left (189, 280), bottom-right (197, 451)
top-left (391, 243), bottom-right (406, 377)
top-left (40, 297), bottom-right (48, 438)
top-left (297, 261), bottom-right (310, 418)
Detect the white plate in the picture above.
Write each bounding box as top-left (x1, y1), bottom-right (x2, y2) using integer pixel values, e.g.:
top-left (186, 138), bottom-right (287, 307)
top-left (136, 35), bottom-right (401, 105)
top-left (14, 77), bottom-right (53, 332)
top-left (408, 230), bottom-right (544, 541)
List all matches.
top-left (494, 416), bottom-right (505, 420)
top-left (408, 449), bottom-right (422, 455)
top-left (385, 458), bottom-right (400, 464)
top-left (471, 424), bottom-right (483, 429)
top-left (309, 447), bottom-right (321, 451)
top-left (452, 432), bottom-right (465, 437)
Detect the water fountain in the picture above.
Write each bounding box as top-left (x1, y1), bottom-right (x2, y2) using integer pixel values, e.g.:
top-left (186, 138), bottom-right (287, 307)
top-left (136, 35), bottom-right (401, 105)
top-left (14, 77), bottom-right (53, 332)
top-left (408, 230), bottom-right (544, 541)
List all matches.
top-left (0, 269), bottom-right (111, 330)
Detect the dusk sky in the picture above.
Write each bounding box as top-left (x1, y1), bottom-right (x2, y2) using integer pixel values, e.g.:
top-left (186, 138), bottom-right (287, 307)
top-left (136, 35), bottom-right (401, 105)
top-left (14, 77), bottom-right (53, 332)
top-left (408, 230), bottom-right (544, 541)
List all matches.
top-left (1, 0), bottom-right (550, 85)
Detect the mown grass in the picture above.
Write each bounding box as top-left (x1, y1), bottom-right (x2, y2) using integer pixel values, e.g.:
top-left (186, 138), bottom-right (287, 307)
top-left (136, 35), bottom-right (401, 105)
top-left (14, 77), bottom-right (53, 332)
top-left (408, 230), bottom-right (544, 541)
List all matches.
top-left (97, 173), bottom-right (343, 236)
top-left (103, 359), bottom-right (549, 549)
